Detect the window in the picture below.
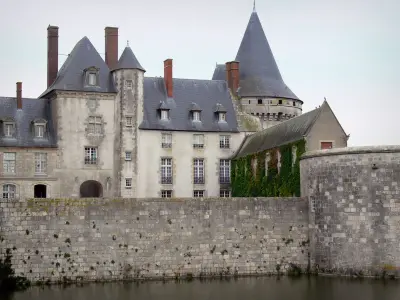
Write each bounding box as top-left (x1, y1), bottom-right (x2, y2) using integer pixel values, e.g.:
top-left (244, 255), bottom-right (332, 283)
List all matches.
top-left (310, 198), bottom-right (316, 213)
top-left (34, 124), bottom-right (45, 138)
top-left (34, 153), bottom-right (47, 174)
top-left (219, 159), bottom-right (230, 184)
top-left (248, 100), bottom-right (251, 104)
top-left (220, 189), bottom-right (230, 197)
top-left (125, 151), bottom-right (132, 161)
top-left (219, 135), bottom-right (230, 149)
top-left (125, 80), bottom-right (133, 90)
top-left (88, 117), bottom-right (102, 134)
top-left (161, 110), bottom-right (169, 120)
top-left (2, 184), bottom-right (16, 200)
top-left (193, 111), bottom-right (201, 121)
top-left (257, 99), bottom-right (262, 104)
top-left (162, 133), bottom-right (172, 148)
top-left (4, 123), bottom-right (14, 137)
top-left (126, 117), bottom-right (133, 127)
top-left (218, 112), bottom-right (226, 122)
top-left (193, 134), bottom-right (204, 148)
top-left (88, 73), bottom-right (97, 86)
top-left (125, 178), bottom-right (132, 189)
top-left (161, 158), bottom-right (172, 184)
top-left (193, 159), bottom-right (205, 184)
top-left (161, 190), bottom-right (172, 198)
top-left (278, 100), bottom-right (282, 105)
top-left (293, 101), bottom-right (296, 106)
top-left (193, 190), bottom-right (204, 197)
top-left (321, 142), bottom-right (333, 150)
top-left (84, 147), bottom-right (98, 165)
top-left (3, 152), bottom-right (16, 174)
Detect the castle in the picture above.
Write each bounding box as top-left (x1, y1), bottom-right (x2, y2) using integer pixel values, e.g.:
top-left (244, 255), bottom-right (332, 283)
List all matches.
top-left (0, 8), bottom-right (346, 200)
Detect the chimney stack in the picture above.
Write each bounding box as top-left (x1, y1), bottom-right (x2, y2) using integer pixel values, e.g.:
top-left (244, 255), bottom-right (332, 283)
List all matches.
top-left (225, 61), bottom-right (240, 94)
top-left (16, 82), bottom-right (22, 109)
top-left (47, 25), bottom-right (59, 88)
top-left (164, 59), bottom-right (173, 98)
top-left (105, 27), bottom-right (118, 70)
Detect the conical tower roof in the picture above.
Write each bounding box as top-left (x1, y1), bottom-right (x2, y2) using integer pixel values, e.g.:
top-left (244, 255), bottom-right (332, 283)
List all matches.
top-left (235, 11), bottom-right (298, 99)
top-left (112, 46), bottom-right (145, 72)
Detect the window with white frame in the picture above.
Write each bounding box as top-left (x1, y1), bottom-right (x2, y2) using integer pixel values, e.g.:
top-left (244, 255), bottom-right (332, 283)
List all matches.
top-left (219, 135), bottom-right (230, 149)
top-left (4, 122), bottom-right (14, 137)
top-left (161, 110), bottom-right (169, 120)
top-left (84, 147), bottom-right (98, 165)
top-left (193, 190), bottom-right (204, 197)
top-left (125, 80), bottom-right (133, 90)
top-left (193, 111), bottom-right (201, 121)
top-left (161, 158), bottom-right (172, 184)
top-left (161, 133), bottom-right (172, 148)
top-left (88, 116), bottom-right (102, 134)
top-left (125, 151), bottom-right (132, 161)
top-left (34, 124), bottom-right (45, 138)
top-left (220, 189), bottom-right (230, 197)
top-left (34, 153), bottom-right (47, 174)
top-left (126, 117), bottom-right (133, 127)
top-left (193, 158), bottom-right (205, 184)
top-left (88, 72), bottom-right (97, 86)
top-left (219, 159), bottom-right (230, 184)
top-left (3, 152), bottom-right (16, 174)
top-left (193, 134), bottom-right (204, 148)
top-left (2, 184), bottom-right (16, 200)
top-left (125, 178), bottom-right (132, 189)
top-left (161, 190), bottom-right (172, 198)
top-left (218, 112), bottom-right (226, 122)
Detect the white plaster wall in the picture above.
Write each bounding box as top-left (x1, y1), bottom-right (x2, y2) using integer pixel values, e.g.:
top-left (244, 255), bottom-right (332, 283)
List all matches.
top-left (136, 130), bottom-right (245, 198)
top-left (55, 92), bottom-right (116, 197)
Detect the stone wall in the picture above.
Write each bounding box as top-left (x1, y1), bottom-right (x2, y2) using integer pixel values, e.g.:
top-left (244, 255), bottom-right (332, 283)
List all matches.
top-left (300, 146), bottom-right (400, 276)
top-left (0, 197), bottom-right (309, 283)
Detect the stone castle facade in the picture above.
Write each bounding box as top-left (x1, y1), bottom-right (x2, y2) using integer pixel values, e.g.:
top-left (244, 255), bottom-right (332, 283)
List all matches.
top-left (0, 9), bottom-right (344, 200)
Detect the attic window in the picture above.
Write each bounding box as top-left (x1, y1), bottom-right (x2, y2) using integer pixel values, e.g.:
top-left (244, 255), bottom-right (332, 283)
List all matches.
top-left (218, 112), bottom-right (226, 122)
top-left (193, 111), bottom-right (201, 122)
top-left (161, 110), bottom-right (169, 120)
top-left (84, 66), bottom-right (100, 87)
top-left (3, 122), bottom-right (15, 137)
top-left (88, 73), bottom-right (97, 86)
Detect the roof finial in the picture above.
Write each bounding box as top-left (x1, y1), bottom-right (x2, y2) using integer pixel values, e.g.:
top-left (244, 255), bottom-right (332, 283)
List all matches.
top-left (253, 0), bottom-right (256, 12)
top-left (127, 40), bottom-right (130, 47)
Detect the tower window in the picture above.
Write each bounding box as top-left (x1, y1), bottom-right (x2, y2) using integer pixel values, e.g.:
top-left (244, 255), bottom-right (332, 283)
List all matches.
top-left (293, 101), bottom-right (296, 106)
top-left (278, 100), bottom-right (282, 105)
top-left (257, 99), bottom-right (262, 104)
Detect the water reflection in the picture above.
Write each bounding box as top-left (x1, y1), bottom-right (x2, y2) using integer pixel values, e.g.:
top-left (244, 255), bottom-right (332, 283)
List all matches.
top-left (8, 276), bottom-right (400, 300)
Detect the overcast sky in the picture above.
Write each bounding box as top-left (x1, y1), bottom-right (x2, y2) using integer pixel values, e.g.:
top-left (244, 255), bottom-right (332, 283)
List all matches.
top-left (0, 0), bottom-right (398, 146)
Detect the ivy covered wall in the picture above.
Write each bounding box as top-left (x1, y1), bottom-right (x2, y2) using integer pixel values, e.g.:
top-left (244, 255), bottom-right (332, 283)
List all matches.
top-left (231, 139), bottom-right (306, 197)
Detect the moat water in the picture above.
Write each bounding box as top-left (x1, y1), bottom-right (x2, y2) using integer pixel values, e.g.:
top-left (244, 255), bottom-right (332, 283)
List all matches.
top-left (7, 276), bottom-right (400, 300)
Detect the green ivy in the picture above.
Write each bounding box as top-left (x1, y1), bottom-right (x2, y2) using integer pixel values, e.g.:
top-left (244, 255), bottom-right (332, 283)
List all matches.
top-left (231, 139), bottom-right (306, 197)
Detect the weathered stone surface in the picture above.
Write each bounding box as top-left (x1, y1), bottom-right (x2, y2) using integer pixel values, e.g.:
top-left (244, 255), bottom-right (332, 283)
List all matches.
top-left (301, 146), bottom-right (400, 277)
top-left (0, 197), bottom-right (309, 282)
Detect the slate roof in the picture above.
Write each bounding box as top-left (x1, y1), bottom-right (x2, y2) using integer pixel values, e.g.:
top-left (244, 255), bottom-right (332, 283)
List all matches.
top-left (40, 36), bottom-right (116, 98)
top-left (140, 78), bottom-right (239, 132)
top-left (111, 46), bottom-right (145, 72)
top-left (231, 106), bottom-right (322, 159)
top-left (0, 97), bottom-right (57, 148)
top-left (212, 64), bottom-right (226, 81)
top-left (213, 11), bottom-right (299, 100)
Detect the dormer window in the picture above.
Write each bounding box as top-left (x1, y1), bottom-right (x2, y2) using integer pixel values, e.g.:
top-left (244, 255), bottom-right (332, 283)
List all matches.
top-left (33, 119), bottom-right (47, 139)
top-left (3, 122), bottom-right (15, 137)
top-left (219, 112), bottom-right (226, 122)
top-left (193, 111), bottom-right (201, 121)
top-left (161, 110), bottom-right (169, 120)
top-left (84, 66), bottom-right (100, 87)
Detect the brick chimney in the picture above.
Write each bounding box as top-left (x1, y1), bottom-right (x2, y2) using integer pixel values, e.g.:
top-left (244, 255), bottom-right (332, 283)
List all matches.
top-left (164, 59), bottom-right (173, 98)
top-left (16, 82), bottom-right (22, 109)
top-left (230, 61), bottom-right (240, 93)
top-left (105, 27), bottom-right (118, 70)
top-left (47, 25), bottom-right (59, 88)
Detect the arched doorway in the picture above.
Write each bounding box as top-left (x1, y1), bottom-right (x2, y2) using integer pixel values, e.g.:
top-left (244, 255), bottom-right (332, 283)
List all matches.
top-left (80, 180), bottom-right (103, 198)
top-left (34, 184), bottom-right (47, 198)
